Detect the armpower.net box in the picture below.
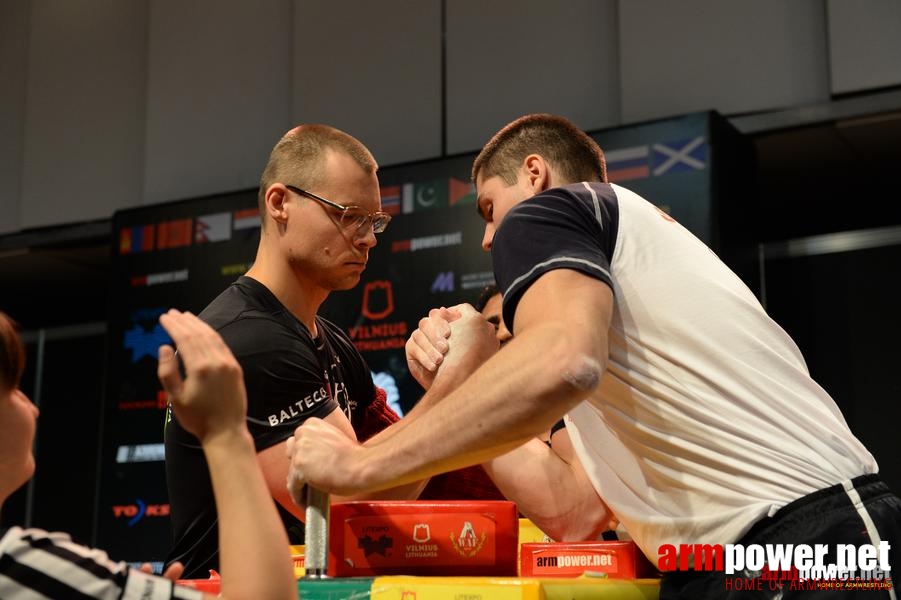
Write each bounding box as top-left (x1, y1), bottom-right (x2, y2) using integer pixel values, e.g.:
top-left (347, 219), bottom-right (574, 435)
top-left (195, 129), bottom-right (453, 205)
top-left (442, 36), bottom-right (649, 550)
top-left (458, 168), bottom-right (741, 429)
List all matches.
top-left (328, 501), bottom-right (519, 577)
top-left (520, 540), bottom-right (660, 579)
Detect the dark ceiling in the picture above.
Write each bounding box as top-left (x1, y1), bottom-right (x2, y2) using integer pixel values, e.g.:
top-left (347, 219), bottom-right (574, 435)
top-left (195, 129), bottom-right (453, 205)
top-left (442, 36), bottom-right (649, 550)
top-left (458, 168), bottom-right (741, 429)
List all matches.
top-left (754, 109), bottom-right (901, 241)
top-left (0, 221), bottom-right (112, 329)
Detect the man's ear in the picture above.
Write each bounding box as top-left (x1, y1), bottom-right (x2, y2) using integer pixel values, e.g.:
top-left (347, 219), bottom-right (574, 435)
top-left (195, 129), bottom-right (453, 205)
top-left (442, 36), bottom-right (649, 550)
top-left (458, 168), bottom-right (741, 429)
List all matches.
top-left (522, 154), bottom-right (551, 193)
top-left (265, 184), bottom-right (289, 224)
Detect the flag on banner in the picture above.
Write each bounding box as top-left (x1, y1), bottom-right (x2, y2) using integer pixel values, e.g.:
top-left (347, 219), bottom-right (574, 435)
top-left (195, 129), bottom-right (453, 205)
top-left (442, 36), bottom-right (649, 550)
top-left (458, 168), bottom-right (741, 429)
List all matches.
top-left (195, 212), bottom-right (232, 244)
top-left (605, 145), bottom-right (650, 182)
top-left (233, 208), bottom-right (261, 230)
top-left (652, 137), bottom-right (707, 176)
top-left (123, 323), bottom-right (171, 363)
top-left (156, 218), bottom-right (193, 250)
top-left (380, 185), bottom-right (401, 215)
top-left (119, 224), bottom-right (154, 254)
top-left (402, 179), bottom-right (448, 213)
top-left (402, 183), bottom-right (414, 214)
top-left (449, 177), bottom-right (476, 205)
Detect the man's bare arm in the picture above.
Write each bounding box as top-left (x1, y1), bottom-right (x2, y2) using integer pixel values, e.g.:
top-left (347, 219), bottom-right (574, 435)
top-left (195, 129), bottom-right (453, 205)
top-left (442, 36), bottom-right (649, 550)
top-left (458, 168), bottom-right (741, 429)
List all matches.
top-left (483, 429), bottom-right (612, 542)
top-left (398, 300), bottom-right (612, 540)
top-left (259, 406), bottom-right (428, 515)
top-left (287, 269), bottom-right (614, 495)
top-left (363, 305), bottom-right (499, 447)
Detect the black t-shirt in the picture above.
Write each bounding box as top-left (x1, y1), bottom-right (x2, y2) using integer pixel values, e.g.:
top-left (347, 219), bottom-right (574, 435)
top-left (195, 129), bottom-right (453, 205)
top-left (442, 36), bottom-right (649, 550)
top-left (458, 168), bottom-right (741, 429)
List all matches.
top-left (164, 276), bottom-right (376, 578)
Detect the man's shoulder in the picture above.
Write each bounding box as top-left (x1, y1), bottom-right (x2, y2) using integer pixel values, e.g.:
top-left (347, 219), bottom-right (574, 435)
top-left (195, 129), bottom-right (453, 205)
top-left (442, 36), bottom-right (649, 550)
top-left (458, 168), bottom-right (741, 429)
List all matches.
top-left (317, 316), bottom-right (365, 359)
top-left (536, 181), bottom-right (617, 205)
top-left (200, 278), bottom-right (290, 330)
top-left (317, 315), bottom-right (352, 340)
top-left (197, 286), bottom-right (311, 371)
top-left (499, 182), bottom-right (620, 236)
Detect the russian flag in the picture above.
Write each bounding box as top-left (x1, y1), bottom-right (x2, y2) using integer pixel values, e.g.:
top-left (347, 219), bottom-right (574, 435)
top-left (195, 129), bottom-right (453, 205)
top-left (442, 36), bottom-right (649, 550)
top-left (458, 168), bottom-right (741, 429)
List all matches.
top-left (605, 145), bottom-right (650, 183)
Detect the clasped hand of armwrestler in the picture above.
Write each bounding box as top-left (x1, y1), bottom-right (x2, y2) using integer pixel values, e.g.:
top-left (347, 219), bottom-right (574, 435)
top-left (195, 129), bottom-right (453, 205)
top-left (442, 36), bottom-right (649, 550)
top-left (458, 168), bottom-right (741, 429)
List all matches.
top-left (405, 303), bottom-right (499, 391)
top-left (285, 303), bottom-right (498, 501)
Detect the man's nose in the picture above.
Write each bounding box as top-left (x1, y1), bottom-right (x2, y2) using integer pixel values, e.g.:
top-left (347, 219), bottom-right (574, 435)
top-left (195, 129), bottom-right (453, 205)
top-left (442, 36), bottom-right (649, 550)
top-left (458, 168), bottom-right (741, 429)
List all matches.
top-left (481, 223), bottom-right (495, 251)
top-left (354, 224), bottom-right (378, 248)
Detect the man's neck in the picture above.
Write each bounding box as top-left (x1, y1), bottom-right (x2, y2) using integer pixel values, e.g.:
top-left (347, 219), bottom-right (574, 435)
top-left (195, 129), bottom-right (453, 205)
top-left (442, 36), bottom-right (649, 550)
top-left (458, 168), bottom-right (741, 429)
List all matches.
top-left (244, 264), bottom-right (326, 335)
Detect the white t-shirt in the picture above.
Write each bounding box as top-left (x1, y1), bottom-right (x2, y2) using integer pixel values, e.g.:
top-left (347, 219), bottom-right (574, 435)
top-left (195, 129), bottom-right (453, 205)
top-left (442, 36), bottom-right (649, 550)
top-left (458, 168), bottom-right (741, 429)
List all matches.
top-left (492, 182), bottom-right (877, 562)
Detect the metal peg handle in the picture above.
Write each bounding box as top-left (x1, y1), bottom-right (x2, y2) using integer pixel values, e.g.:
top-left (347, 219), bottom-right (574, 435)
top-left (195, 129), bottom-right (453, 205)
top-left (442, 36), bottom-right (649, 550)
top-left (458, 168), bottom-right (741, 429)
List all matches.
top-left (304, 485), bottom-right (329, 578)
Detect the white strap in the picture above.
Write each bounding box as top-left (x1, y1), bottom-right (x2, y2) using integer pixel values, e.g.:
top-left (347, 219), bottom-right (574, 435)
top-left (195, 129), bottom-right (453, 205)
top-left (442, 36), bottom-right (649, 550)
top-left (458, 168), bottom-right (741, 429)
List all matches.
top-left (842, 478), bottom-right (896, 600)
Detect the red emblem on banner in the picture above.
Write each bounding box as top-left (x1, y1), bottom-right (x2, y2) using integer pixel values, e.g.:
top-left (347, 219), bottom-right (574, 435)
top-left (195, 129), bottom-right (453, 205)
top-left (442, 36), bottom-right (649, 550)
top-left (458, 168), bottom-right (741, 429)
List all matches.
top-left (361, 280), bottom-right (394, 320)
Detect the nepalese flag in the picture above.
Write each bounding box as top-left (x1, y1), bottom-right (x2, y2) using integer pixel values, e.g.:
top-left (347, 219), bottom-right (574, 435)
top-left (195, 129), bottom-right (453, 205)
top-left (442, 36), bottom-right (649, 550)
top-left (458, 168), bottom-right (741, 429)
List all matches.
top-left (156, 218), bottom-right (193, 250)
top-left (652, 136), bottom-right (707, 176)
top-left (379, 185), bottom-right (401, 215)
top-left (449, 177), bottom-right (476, 206)
top-left (195, 211), bottom-right (232, 244)
top-left (233, 207), bottom-right (261, 230)
top-left (119, 224), bottom-right (154, 254)
top-left (604, 145), bottom-right (650, 183)
top-left (402, 179), bottom-right (448, 214)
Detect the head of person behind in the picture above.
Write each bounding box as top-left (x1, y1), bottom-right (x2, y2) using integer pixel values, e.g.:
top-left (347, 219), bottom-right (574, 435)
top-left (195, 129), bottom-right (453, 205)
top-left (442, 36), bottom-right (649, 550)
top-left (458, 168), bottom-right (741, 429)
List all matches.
top-left (471, 113), bottom-right (607, 252)
top-left (475, 283), bottom-right (512, 347)
top-left (0, 312), bottom-right (36, 505)
top-left (248, 124), bottom-right (391, 320)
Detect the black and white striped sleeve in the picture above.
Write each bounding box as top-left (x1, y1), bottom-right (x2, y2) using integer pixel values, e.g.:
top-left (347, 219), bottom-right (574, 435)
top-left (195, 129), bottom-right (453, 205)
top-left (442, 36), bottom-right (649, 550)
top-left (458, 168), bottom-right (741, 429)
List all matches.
top-left (0, 526), bottom-right (203, 600)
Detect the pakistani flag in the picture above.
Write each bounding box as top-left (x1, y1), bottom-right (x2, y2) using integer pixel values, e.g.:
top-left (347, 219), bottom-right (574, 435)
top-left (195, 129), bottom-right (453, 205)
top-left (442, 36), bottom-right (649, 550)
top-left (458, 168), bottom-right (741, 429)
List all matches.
top-left (402, 179), bottom-right (448, 213)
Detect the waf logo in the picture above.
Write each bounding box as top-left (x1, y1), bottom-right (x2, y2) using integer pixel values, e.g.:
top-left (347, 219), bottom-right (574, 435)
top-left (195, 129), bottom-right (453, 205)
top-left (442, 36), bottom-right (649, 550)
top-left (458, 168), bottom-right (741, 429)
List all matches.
top-left (361, 280), bottom-right (394, 320)
top-left (412, 523), bottom-right (431, 543)
top-left (112, 499), bottom-right (169, 527)
top-left (450, 521), bottom-right (487, 558)
top-left (400, 591), bottom-right (417, 600)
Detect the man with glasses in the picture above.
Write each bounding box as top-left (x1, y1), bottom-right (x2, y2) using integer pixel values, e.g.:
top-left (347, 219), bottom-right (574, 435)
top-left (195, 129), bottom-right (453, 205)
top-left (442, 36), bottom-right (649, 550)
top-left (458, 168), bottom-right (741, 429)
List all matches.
top-left (164, 124), bottom-right (423, 578)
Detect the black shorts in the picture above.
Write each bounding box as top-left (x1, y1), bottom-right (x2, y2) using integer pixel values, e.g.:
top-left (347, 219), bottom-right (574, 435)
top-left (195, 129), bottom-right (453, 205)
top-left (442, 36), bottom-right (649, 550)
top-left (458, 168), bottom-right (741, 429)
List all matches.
top-left (660, 474), bottom-right (901, 599)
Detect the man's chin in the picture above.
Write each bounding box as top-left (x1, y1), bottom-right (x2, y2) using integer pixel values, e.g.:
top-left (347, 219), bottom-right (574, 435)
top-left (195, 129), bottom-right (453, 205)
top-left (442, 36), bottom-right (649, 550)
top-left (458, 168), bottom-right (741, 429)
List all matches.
top-left (334, 275), bottom-right (363, 291)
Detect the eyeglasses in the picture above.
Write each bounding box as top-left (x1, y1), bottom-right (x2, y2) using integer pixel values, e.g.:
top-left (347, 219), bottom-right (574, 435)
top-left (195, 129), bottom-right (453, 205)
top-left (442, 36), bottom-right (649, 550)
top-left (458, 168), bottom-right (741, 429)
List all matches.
top-left (284, 184), bottom-right (391, 234)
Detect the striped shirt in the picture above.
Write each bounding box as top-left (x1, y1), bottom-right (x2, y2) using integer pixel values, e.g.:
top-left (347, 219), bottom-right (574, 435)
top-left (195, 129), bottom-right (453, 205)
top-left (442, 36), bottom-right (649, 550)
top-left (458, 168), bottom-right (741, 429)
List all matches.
top-left (0, 526), bottom-right (202, 599)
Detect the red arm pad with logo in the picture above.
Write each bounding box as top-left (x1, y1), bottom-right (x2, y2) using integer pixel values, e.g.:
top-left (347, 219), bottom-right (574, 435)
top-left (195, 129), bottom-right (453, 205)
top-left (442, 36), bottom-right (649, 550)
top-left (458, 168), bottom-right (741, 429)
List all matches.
top-left (328, 500), bottom-right (519, 576)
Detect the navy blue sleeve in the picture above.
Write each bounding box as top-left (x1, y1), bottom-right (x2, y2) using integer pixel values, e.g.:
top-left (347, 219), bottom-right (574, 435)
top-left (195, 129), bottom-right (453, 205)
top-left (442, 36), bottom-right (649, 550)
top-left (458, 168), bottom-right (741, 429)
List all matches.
top-left (491, 182), bottom-right (618, 332)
